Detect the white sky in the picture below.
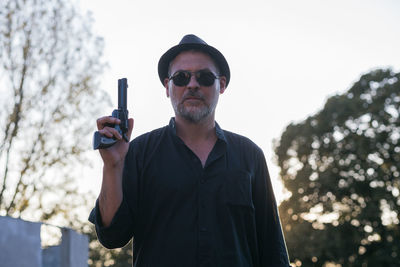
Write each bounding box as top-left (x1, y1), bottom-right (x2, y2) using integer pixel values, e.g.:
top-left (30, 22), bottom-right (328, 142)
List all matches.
top-left (79, 0), bottom-right (400, 202)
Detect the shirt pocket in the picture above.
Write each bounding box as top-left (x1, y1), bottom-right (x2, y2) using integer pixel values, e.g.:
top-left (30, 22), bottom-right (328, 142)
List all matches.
top-left (222, 170), bottom-right (254, 209)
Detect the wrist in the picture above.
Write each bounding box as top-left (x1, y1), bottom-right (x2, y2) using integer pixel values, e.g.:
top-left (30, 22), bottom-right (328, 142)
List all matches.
top-left (103, 157), bottom-right (125, 171)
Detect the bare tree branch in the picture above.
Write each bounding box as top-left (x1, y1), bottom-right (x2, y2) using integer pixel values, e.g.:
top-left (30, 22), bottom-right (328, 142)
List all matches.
top-left (0, 0), bottom-right (109, 223)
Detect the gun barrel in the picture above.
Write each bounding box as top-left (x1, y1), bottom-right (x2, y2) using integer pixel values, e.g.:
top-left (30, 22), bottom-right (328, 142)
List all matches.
top-left (118, 78), bottom-right (128, 109)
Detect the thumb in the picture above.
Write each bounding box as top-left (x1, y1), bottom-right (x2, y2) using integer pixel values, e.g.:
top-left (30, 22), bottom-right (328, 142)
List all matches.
top-left (126, 118), bottom-right (134, 140)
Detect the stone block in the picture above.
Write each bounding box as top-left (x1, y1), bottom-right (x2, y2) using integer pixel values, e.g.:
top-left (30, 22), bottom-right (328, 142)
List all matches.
top-left (60, 228), bottom-right (89, 267)
top-left (0, 216), bottom-right (42, 267)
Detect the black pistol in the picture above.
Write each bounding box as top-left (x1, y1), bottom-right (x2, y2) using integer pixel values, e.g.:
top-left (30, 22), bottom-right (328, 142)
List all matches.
top-left (93, 78), bottom-right (129, 150)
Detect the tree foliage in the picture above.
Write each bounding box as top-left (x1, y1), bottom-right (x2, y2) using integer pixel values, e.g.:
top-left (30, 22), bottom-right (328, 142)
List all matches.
top-left (88, 232), bottom-right (133, 267)
top-left (0, 0), bottom-right (108, 229)
top-left (0, 1), bottom-right (137, 265)
top-left (275, 69), bottom-right (400, 267)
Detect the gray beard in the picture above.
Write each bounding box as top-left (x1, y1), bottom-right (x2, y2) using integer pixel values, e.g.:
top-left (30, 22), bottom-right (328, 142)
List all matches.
top-left (169, 86), bottom-right (219, 124)
top-left (176, 103), bottom-right (212, 123)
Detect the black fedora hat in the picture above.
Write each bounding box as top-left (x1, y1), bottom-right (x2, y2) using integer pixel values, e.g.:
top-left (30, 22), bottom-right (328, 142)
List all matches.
top-left (158, 34), bottom-right (230, 87)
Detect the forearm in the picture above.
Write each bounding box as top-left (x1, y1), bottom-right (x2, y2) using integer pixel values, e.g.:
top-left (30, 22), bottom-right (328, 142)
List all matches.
top-left (98, 162), bottom-right (124, 227)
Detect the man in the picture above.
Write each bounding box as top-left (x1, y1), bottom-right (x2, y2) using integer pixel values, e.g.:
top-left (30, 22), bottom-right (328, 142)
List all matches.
top-left (89, 34), bottom-right (290, 267)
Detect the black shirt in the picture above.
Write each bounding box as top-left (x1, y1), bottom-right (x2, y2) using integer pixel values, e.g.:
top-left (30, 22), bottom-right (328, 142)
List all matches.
top-left (89, 118), bottom-right (290, 267)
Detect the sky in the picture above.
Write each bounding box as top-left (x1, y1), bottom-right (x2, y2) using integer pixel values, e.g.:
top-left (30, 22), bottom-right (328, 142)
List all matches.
top-left (79, 0), bottom-right (400, 202)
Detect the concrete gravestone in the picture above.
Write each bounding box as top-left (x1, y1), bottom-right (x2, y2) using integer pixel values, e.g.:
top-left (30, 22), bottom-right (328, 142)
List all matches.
top-left (0, 216), bottom-right (88, 267)
top-left (0, 216), bottom-right (42, 267)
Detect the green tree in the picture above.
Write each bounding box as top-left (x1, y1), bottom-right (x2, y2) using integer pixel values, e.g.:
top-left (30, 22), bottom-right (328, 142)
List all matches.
top-left (87, 231), bottom-right (133, 267)
top-left (275, 69), bottom-right (400, 267)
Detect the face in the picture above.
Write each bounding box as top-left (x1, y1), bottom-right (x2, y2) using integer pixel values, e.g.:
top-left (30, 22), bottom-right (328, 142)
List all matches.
top-left (164, 51), bottom-right (227, 123)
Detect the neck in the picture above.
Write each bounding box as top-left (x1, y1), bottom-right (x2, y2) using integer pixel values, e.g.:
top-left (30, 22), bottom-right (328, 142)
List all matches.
top-left (174, 115), bottom-right (216, 144)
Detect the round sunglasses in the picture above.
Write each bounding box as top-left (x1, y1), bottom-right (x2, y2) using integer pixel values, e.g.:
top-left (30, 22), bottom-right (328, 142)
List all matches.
top-left (169, 70), bottom-right (220, 87)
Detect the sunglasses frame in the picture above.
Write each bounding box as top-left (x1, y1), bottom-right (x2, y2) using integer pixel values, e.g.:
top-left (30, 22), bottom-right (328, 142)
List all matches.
top-left (169, 70), bottom-right (220, 87)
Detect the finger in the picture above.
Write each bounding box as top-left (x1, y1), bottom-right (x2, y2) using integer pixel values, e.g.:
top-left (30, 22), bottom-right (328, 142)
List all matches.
top-left (106, 127), bottom-right (123, 139)
top-left (96, 116), bottom-right (121, 130)
top-left (98, 128), bottom-right (114, 138)
top-left (96, 116), bottom-right (107, 129)
top-left (99, 127), bottom-right (122, 139)
top-left (126, 118), bottom-right (134, 140)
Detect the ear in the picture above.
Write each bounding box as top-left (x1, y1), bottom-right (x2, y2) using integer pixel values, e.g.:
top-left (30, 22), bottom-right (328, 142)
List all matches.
top-left (164, 78), bottom-right (170, 97)
top-left (218, 76), bottom-right (227, 94)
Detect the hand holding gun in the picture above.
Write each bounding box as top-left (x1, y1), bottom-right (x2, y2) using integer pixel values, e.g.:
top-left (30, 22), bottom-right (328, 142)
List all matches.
top-left (93, 78), bottom-right (133, 227)
top-left (93, 78), bottom-right (130, 150)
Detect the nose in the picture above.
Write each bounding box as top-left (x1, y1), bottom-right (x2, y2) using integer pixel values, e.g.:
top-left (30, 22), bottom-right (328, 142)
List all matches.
top-left (186, 73), bottom-right (200, 88)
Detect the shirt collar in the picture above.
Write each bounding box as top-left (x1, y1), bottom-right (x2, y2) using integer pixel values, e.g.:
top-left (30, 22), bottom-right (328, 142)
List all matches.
top-left (168, 117), bottom-right (227, 143)
top-left (214, 121), bottom-right (227, 143)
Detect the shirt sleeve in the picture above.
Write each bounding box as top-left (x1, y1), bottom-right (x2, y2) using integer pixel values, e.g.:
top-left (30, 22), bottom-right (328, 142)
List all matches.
top-left (253, 149), bottom-right (291, 267)
top-left (88, 197), bottom-right (134, 249)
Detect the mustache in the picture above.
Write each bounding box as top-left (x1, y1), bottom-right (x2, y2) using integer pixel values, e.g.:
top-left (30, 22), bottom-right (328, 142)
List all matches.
top-left (182, 91), bottom-right (205, 101)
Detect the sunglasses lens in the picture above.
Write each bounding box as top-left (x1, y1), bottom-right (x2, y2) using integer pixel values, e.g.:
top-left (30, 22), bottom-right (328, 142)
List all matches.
top-left (197, 72), bottom-right (216, 86)
top-left (172, 72), bottom-right (190, 86)
top-left (171, 71), bottom-right (217, 86)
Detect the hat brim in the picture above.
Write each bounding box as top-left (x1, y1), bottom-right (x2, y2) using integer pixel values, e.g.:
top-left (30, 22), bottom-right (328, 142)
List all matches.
top-left (158, 43), bottom-right (230, 87)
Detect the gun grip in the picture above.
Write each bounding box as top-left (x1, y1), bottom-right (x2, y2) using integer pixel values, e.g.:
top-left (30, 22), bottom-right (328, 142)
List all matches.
top-left (93, 131), bottom-right (118, 150)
